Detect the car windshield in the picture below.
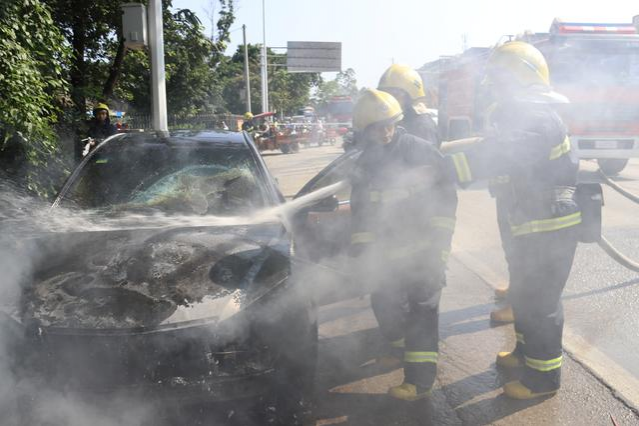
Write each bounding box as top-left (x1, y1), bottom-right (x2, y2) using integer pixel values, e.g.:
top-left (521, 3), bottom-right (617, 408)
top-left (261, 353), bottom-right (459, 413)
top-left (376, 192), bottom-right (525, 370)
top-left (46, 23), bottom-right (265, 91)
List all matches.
top-left (62, 136), bottom-right (268, 215)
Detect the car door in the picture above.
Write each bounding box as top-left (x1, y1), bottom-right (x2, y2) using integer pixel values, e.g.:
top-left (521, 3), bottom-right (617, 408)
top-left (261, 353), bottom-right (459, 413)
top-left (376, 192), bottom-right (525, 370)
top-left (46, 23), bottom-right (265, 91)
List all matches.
top-left (291, 149), bottom-right (364, 305)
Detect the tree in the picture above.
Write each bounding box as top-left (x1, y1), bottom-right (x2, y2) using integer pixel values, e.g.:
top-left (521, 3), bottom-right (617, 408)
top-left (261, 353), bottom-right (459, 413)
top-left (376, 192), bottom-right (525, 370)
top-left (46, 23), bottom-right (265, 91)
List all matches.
top-left (335, 68), bottom-right (359, 98)
top-left (47, 0), bottom-right (235, 116)
top-left (219, 45), bottom-right (320, 116)
top-left (312, 68), bottom-right (359, 111)
top-left (0, 0), bottom-right (70, 195)
top-left (116, 5), bottom-right (234, 116)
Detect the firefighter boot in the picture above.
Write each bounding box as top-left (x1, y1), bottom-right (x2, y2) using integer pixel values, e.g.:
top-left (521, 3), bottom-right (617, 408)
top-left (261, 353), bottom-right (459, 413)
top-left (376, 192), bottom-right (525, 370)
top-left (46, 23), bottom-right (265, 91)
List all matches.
top-left (503, 380), bottom-right (558, 400)
top-left (375, 338), bottom-right (404, 369)
top-left (494, 287), bottom-right (509, 299)
top-left (496, 351), bottom-right (523, 369)
top-left (388, 383), bottom-right (431, 401)
top-left (490, 305), bottom-right (514, 323)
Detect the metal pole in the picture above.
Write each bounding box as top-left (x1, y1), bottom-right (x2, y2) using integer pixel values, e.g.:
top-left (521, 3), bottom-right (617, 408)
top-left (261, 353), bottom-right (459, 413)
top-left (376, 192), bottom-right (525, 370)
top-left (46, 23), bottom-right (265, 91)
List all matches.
top-left (243, 25), bottom-right (252, 113)
top-left (148, 0), bottom-right (168, 132)
top-left (261, 0), bottom-right (269, 114)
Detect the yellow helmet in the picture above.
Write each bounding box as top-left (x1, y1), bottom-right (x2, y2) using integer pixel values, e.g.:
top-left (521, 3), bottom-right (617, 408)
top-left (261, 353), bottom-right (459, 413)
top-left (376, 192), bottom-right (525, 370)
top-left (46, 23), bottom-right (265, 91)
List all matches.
top-left (93, 103), bottom-right (110, 116)
top-left (353, 88), bottom-right (403, 132)
top-left (244, 112), bottom-right (254, 120)
top-left (484, 41), bottom-right (550, 88)
top-left (378, 64), bottom-right (426, 101)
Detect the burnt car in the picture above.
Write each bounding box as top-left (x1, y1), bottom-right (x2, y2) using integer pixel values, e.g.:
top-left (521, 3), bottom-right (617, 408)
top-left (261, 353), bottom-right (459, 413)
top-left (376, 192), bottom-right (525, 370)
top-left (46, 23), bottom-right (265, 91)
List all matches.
top-left (3, 131), bottom-right (317, 424)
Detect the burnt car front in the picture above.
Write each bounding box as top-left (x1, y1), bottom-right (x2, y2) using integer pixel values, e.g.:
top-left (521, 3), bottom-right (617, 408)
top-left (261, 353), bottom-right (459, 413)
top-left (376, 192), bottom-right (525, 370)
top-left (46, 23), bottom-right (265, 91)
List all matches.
top-left (7, 131), bottom-right (317, 418)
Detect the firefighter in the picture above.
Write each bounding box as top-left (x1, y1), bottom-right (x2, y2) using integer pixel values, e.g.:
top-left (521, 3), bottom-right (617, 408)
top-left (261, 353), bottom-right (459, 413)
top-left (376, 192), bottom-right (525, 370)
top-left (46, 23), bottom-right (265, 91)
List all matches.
top-left (349, 88), bottom-right (457, 401)
top-left (378, 64), bottom-right (439, 146)
top-left (87, 103), bottom-right (117, 140)
top-left (77, 103), bottom-right (116, 160)
top-left (444, 41), bottom-right (580, 399)
top-left (373, 64), bottom-right (449, 366)
top-left (242, 112), bottom-right (255, 132)
top-left (487, 103), bottom-right (517, 324)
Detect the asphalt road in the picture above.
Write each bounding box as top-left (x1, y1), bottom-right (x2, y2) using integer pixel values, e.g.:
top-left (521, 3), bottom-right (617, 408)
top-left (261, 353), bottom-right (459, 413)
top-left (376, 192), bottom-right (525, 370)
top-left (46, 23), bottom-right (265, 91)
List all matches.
top-left (263, 144), bottom-right (639, 422)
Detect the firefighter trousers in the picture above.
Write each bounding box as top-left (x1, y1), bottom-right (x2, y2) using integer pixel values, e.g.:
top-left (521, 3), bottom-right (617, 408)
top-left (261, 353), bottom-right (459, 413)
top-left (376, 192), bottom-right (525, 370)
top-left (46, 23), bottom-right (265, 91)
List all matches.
top-left (371, 283), bottom-right (442, 391)
top-left (509, 228), bottom-right (578, 392)
top-left (495, 197), bottom-right (515, 281)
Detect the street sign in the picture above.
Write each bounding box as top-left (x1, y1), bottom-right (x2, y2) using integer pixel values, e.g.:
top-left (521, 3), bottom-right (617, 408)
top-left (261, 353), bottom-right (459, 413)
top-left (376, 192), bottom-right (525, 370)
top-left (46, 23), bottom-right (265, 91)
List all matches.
top-left (287, 41), bottom-right (342, 73)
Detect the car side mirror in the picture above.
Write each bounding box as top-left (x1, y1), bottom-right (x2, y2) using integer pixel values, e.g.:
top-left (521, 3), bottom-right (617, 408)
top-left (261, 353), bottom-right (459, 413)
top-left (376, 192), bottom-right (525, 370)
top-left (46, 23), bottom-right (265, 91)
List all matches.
top-left (309, 195), bottom-right (339, 212)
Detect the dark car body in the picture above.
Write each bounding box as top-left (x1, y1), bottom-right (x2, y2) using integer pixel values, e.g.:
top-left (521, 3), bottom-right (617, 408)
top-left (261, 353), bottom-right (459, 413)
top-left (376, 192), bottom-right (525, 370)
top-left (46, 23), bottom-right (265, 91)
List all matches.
top-left (4, 131), bottom-right (317, 421)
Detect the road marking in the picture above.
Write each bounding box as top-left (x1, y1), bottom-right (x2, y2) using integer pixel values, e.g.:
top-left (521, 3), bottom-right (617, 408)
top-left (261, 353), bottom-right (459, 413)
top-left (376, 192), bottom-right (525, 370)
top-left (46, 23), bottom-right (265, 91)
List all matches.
top-left (451, 249), bottom-right (639, 411)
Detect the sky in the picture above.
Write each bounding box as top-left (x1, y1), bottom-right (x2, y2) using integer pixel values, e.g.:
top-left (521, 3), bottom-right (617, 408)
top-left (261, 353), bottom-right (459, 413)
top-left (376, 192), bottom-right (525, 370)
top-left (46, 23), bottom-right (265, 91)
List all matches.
top-left (172, 0), bottom-right (639, 88)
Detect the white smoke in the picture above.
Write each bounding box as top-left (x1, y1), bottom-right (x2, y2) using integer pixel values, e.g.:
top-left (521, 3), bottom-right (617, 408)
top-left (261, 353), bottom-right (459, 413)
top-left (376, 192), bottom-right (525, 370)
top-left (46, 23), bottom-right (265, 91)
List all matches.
top-left (0, 179), bottom-right (348, 425)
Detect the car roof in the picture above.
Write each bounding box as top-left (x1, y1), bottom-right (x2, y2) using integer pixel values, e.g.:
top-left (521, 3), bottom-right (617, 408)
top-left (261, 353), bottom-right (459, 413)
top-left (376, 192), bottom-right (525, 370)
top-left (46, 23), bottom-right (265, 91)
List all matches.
top-left (117, 130), bottom-right (249, 148)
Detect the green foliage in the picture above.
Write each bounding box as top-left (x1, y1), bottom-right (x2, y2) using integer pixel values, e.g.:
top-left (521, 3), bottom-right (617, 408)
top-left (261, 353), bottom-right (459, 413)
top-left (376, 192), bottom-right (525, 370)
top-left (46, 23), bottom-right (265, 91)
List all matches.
top-left (312, 68), bottom-right (359, 108)
top-left (116, 7), bottom-right (224, 116)
top-left (0, 0), bottom-right (71, 196)
top-left (219, 45), bottom-right (320, 115)
top-left (46, 0), bottom-right (235, 117)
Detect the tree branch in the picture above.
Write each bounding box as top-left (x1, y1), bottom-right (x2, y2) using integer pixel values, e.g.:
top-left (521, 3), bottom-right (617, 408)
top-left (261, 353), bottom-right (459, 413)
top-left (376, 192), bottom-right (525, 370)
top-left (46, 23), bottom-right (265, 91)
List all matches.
top-left (102, 38), bottom-right (127, 100)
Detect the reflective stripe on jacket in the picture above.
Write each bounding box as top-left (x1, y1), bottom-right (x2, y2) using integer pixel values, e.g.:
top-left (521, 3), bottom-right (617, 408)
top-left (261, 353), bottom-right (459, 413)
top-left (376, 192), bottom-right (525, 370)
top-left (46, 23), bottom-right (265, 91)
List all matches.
top-left (444, 102), bottom-right (580, 237)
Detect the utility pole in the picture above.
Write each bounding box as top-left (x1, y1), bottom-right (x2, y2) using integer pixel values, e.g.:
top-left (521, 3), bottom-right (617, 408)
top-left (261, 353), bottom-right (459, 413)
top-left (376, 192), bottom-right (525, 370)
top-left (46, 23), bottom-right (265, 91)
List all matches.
top-left (148, 0), bottom-right (168, 132)
top-left (243, 24), bottom-right (252, 113)
top-left (260, 0), bottom-right (269, 114)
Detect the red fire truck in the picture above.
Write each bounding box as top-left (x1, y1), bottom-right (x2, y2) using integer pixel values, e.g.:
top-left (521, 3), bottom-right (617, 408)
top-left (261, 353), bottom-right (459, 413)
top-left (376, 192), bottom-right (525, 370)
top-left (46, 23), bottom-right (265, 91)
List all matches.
top-left (434, 19), bottom-right (639, 175)
top-left (326, 96), bottom-right (354, 126)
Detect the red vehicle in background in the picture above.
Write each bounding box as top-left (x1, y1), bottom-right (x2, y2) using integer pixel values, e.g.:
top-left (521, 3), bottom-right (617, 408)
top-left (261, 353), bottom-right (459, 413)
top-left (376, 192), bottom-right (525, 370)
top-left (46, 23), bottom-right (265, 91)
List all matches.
top-left (324, 96), bottom-right (354, 148)
top-left (243, 112), bottom-right (300, 154)
top-left (325, 96), bottom-right (354, 126)
top-left (433, 18), bottom-right (639, 175)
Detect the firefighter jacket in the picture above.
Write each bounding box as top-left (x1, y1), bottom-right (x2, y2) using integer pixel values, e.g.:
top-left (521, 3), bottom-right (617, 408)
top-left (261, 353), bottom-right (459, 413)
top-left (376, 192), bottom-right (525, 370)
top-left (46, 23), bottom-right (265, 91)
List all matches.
top-left (349, 129), bottom-right (457, 287)
top-left (446, 101), bottom-right (581, 237)
top-left (400, 108), bottom-right (440, 148)
top-left (87, 118), bottom-right (116, 140)
top-left (241, 120), bottom-right (255, 132)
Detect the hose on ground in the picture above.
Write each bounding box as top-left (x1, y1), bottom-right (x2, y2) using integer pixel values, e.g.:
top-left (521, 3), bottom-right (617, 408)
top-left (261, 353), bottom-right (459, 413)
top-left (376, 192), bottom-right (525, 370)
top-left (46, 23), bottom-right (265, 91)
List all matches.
top-left (598, 169), bottom-right (639, 204)
top-left (597, 236), bottom-right (639, 273)
top-left (594, 168), bottom-right (639, 273)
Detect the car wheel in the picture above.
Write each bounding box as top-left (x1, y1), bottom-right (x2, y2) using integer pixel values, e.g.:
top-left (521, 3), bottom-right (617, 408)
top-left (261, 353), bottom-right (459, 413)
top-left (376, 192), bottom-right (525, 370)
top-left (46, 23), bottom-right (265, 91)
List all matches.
top-left (280, 144), bottom-right (291, 154)
top-left (598, 158), bottom-right (628, 176)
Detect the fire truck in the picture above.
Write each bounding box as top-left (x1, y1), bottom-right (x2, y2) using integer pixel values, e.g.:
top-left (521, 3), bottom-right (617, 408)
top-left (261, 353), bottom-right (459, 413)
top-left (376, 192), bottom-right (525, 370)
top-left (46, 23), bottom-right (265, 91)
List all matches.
top-left (431, 18), bottom-right (639, 175)
top-left (325, 96), bottom-right (354, 126)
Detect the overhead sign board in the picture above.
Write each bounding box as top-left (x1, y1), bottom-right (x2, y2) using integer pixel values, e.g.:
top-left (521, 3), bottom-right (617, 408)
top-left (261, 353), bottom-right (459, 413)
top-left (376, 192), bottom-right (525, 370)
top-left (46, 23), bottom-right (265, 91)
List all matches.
top-left (287, 41), bottom-right (342, 73)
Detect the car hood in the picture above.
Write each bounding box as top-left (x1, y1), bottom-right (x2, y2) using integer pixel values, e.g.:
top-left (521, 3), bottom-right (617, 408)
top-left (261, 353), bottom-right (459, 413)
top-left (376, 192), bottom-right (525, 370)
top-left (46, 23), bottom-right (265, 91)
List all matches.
top-left (19, 223), bottom-right (290, 331)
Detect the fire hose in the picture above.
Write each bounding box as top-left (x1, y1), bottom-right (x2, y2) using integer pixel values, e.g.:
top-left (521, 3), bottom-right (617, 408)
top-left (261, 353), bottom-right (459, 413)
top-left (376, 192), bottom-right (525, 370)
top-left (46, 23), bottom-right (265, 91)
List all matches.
top-left (597, 169), bottom-right (639, 273)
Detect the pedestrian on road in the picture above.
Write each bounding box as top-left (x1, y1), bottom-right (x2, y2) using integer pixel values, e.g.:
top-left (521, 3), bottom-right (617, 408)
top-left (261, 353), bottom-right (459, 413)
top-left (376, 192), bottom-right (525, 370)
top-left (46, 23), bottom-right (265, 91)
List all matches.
top-left (444, 41), bottom-right (581, 400)
top-left (349, 88), bottom-right (457, 401)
